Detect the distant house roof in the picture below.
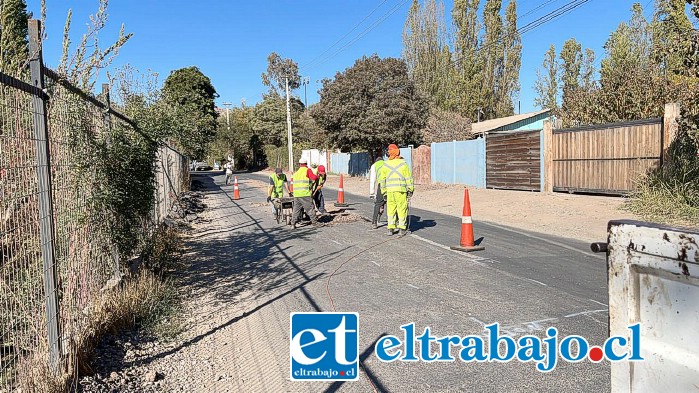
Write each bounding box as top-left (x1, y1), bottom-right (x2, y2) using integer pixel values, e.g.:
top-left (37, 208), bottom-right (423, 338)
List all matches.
top-left (471, 109), bottom-right (551, 135)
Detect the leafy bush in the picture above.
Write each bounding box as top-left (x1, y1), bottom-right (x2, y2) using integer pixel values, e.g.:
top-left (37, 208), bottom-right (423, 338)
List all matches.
top-left (627, 114), bottom-right (699, 224)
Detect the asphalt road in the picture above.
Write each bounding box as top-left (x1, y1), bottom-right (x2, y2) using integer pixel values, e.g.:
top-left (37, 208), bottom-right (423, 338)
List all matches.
top-left (184, 171), bottom-right (611, 392)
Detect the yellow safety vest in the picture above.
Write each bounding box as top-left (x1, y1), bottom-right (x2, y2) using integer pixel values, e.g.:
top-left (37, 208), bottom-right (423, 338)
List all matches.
top-left (292, 167), bottom-right (312, 197)
top-left (270, 173), bottom-right (286, 198)
top-left (379, 158), bottom-right (414, 193)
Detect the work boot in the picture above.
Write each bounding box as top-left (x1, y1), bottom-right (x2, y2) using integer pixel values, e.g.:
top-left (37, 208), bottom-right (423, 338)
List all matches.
top-left (371, 222), bottom-right (378, 230)
top-left (291, 222), bottom-right (297, 229)
top-left (398, 229), bottom-right (408, 238)
top-left (387, 228), bottom-right (395, 236)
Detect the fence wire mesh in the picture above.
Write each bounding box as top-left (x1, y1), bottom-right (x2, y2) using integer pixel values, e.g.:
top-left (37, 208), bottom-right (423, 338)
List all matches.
top-left (0, 79), bottom-right (47, 392)
top-left (0, 68), bottom-right (188, 391)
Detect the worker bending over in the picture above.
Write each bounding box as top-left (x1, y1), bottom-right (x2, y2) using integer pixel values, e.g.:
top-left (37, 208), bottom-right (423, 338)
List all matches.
top-left (369, 157), bottom-right (385, 229)
top-left (312, 165), bottom-right (329, 215)
top-left (267, 168), bottom-right (291, 217)
top-left (378, 144), bottom-right (414, 237)
top-left (291, 158), bottom-right (323, 228)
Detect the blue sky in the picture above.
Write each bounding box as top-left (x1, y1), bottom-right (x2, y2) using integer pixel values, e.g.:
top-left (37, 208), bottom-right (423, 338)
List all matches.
top-left (27, 0), bottom-right (653, 115)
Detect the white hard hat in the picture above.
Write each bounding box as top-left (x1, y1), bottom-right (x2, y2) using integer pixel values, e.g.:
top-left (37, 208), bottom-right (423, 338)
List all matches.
top-left (298, 158), bottom-right (308, 164)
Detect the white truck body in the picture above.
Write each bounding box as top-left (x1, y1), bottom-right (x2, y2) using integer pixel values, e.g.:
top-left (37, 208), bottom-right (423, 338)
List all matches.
top-left (606, 220), bottom-right (699, 392)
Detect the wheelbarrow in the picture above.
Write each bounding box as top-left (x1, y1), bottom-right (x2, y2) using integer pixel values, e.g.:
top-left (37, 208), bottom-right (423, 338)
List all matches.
top-left (273, 197), bottom-right (295, 226)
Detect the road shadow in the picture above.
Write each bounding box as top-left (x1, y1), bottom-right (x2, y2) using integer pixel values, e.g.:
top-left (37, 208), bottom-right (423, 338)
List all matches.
top-left (408, 215), bottom-right (436, 233)
top-left (120, 174), bottom-right (354, 369)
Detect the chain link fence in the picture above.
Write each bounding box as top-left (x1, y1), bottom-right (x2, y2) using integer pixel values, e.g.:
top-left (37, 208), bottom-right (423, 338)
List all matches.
top-left (0, 20), bottom-right (188, 391)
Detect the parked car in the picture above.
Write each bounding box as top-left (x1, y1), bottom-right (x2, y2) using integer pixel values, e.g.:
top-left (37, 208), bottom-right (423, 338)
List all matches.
top-left (194, 163), bottom-right (213, 171)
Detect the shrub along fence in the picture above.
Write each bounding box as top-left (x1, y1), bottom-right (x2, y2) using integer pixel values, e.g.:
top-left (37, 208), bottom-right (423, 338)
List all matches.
top-left (0, 20), bottom-right (187, 390)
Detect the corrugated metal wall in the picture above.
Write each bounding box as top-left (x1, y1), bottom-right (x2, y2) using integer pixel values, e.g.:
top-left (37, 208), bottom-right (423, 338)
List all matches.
top-left (431, 139), bottom-right (485, 187)
top-left (330, 152), bottom-right (370, 176)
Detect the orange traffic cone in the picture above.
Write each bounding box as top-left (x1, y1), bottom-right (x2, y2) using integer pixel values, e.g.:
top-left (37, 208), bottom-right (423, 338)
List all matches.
top-left (233, 176), bottom-right (240, 200)
top-left (450, 189), bottom-right (484, 252)
top-left (335, 174), bottom-right (348, 207)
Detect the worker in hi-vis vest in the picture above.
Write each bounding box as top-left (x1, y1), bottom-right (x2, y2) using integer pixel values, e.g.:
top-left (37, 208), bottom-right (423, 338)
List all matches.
top-left (378, 144), bottom-right (413, 237)
top-left (267, 167), bottom-right (291, 217)
top-left (291, 158), bottom-right (324, 229)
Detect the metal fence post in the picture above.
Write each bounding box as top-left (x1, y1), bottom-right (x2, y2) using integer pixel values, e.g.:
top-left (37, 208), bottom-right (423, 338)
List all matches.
top-left (101, 83), bottom-right (121, 276)
top-left (543, 119), bottom-right (553, 193)
top-left (28, 19), bottom-right (61, 371)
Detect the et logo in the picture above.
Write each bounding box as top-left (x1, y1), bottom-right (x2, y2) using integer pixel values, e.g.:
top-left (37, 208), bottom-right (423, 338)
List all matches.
top-left (289, 312), bottom-right (359, 381)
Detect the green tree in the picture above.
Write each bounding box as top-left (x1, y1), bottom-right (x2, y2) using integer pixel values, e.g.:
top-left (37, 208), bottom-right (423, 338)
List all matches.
top-left (559, 38), bottom-right (583, 119)
top-left (481, 0), bottom-right (505, 119)
top-left (498, 0), bottom-right (520, 116)
top-left (295, 109), bottom-right (328, 148)
top-left (162, 66), bottom-right (219, 158)
top-left (451, 0), bottom-right (483, 118)
top-left (402, 0), bottom-right (453, 111)
top-left (0, 0), bottom-right (30, 77)
top-left (652, 0), bottom-right (696, 78)
top-left (598, 4), bottom-right (657, 122)
top-left (209, 105), bottom-right (263, 168)
top-left (311, 55), bottom-right (428, 157)
top-left (250, 92), bottom-right (304, 147)
top-left (261, 52), bottom-right (301, 95)
top-left (534, 44), bottom-right (559, 110)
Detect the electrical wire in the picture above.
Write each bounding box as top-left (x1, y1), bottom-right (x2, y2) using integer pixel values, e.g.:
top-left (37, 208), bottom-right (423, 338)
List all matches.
top-left (302, 0), bottom-right (412, 73)
top-left (448, 0), bottom-right (592, 70)
top-left (300, 0), bottom-right (392, 71)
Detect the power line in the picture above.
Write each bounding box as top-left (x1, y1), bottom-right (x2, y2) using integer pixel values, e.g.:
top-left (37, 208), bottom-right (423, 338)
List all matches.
top-left (449, 0), bottom-right (592, 70)
top-left (300, 0), bottom-right (391, 70)
top-left (302, 0), bottom-right (411, 73)
top-left (519, 0), bottom-right (562, 21)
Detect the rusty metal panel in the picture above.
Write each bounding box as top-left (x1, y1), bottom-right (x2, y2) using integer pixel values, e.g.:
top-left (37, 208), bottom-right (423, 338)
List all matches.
top-left (412, 145), bottom-right (431, 184)
top-left (607, 220), bottom-right (699, 392)
top-left (486, 131), bottom-right (541, 191)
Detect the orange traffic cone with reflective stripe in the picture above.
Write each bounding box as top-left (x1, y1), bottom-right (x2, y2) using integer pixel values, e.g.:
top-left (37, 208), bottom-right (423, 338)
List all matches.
top-left (450, 189), bottom-right (484, 252)
top-left (335, 174), bottom-right (348, 207)
top-left (233, 176), bottom-right (240, 200)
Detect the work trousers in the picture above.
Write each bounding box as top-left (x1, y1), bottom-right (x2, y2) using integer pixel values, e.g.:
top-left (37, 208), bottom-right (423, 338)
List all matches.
top-left (386, 192), bottom-right (408, 230)
top-left (313, 190), bottom-right (327, 213)
top-left (292, 196), bottom-right (318, 224)
top-left (372, 185), bottom-right (385, 224)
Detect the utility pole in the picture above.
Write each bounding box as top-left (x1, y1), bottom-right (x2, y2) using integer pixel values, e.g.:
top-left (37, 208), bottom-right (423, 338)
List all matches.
top-left (300, 76), bottom-right (310, 108)
top-left (222, 102), bottom-right (232, 131)
top-left (285, 76), bottom-right (293, 173)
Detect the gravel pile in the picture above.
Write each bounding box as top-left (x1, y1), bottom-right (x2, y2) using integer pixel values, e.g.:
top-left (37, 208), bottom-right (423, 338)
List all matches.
top-left (77, 330), bottom-right (165, 392)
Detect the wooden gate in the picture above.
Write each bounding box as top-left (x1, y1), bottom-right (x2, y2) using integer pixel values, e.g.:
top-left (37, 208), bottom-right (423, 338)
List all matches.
top-left (486, 131), bottom-right (541, 191)
top-left (551, 118), bottom-right (662, 195)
